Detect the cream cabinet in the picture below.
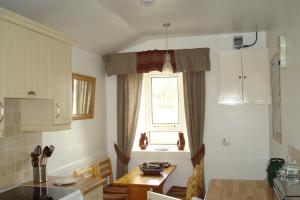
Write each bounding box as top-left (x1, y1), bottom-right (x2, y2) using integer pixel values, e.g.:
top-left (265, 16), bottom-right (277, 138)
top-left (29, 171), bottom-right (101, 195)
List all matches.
top-left (3, 20), bottom-right (53, 99)
top-left (219, 49), bottom-right (269, 105)
top-left (0, 7), bottom-right (75, 133)
top-left (0, 19), bottom-right (4, 135)
top-left (52, 39), bottom-right (72, 127)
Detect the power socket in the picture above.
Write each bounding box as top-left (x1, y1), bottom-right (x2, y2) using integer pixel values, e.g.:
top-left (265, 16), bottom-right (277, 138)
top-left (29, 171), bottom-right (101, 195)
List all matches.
top-left (233, 36), bottom-right (243, 49)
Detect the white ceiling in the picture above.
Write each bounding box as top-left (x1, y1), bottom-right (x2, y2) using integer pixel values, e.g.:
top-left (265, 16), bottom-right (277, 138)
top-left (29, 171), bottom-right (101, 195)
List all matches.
top-left (0, 0), bottom-right (276, 54)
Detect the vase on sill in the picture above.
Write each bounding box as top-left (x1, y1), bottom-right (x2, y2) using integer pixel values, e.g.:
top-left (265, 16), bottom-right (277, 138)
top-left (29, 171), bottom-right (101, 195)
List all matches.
top-left (177, 132), bottom-right (185, 150)
top-left (139, 132), bottom-right (148, 150)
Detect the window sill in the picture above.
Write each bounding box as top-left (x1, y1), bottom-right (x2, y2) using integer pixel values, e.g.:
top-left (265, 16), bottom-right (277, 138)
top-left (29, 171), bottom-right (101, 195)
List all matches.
top-left (131, 148), bottom-right (190, 159)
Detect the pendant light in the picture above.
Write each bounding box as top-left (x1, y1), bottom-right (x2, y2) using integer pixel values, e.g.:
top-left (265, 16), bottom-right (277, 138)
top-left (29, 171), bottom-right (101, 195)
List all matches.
top-left (162, 22), bottom-right (173, 73)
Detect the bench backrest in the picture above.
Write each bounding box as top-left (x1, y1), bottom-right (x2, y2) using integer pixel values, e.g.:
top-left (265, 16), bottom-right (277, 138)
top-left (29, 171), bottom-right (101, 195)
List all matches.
top-left (73, 163), bottom-right (100, 179)
top-left (98, 158), bottom-right (114, 184)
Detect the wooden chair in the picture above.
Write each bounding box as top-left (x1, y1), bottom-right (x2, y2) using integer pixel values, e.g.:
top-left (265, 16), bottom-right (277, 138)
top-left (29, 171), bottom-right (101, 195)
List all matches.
top-left (166, 159), bottom-right (205, 200)
top-left (73, 164), bottom-right (100, 178)
top-left (73, 164), bottom-right (103, 200)
top-left (98, 158), bottom-right (128, 200)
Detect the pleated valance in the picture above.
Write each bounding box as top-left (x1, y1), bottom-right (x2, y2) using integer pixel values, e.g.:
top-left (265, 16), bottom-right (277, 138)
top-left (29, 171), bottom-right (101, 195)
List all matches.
top-left (103, 48), bottom-right (210, 75)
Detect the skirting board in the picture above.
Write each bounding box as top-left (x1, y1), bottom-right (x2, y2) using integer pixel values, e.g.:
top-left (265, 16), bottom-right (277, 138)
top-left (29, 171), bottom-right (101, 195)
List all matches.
top-left (47, 152), bottom-right (107, 176)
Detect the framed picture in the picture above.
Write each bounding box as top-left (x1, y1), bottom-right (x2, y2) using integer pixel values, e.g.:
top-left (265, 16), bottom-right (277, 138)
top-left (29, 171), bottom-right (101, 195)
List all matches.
top-left (271, 53), bottom-right (282, 143)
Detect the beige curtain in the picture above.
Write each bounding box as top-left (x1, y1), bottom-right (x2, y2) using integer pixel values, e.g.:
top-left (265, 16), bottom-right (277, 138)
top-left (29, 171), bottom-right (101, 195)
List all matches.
top-left (183, 71), bottom-right (205, 160)
top-left (115, 74), bottom-right (143, 178)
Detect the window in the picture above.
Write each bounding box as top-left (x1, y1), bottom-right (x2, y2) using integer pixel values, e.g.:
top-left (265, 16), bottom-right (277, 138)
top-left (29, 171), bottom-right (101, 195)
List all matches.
top-left (133, 72), bottom-right (188, 151)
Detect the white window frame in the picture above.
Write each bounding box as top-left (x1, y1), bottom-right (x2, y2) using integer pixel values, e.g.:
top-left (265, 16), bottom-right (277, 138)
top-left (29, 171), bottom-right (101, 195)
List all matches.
top-left (144, 72), bottom-right (186, 145)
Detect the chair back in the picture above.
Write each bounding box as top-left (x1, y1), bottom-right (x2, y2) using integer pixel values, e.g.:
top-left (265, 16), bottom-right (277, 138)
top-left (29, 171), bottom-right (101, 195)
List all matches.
top-left (73, 163), bottom-right (100, 179)
top-left (186, 158), bottom-right (204, 200)
top-left (98, 158), bottom-right (114, 184)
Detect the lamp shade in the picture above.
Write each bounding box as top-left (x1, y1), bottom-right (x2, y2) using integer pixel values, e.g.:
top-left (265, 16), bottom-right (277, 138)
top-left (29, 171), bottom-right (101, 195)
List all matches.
top-left (162, 53), bottom-right (173, 73)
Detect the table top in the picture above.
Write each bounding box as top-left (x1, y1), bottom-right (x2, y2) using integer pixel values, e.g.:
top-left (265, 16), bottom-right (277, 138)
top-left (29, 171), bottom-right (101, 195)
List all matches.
top-left (114, 165), bottom-right (176, 187)
top-left (205, 179), bottom-right (273, 200)
top-left (24, 176), bottom-right (105, 195)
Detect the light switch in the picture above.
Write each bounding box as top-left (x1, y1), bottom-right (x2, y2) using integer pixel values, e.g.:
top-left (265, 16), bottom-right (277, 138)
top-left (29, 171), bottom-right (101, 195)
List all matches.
top-left (222, 138), bottom-right (230, 146)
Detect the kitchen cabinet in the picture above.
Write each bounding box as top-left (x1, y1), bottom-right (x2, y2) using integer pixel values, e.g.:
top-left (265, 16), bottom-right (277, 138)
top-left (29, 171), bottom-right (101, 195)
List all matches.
top-left (0, 19), bottom-right (4, 136)
top-left (3, 20), bottom-right (53, 99)
top-left (17, 40), bottom-right (72, 132)
top-left (0, 8), bottom-right (74, 134)
top-left (219, 49), bottom-right (269, 105)
top-left (52, 39), bottom-right (72, 128)
top-left (0, 7), bottom-right (75, 133)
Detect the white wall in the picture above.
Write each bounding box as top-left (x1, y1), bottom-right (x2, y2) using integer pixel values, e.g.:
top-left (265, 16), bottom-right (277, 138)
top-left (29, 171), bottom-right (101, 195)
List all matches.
top-left (106, 32), bottom-right (270, 189)
top-left (266, 1), bottom-right (300, 159)
top-left (43, 47), bottom-right (107, 175)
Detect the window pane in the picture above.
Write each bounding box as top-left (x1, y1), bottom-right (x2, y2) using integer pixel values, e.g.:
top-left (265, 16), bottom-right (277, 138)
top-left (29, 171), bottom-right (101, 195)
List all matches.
top-left (151, 77), bottom-right (179, 124)
top-left (149, 131), bottom-right (178, 145)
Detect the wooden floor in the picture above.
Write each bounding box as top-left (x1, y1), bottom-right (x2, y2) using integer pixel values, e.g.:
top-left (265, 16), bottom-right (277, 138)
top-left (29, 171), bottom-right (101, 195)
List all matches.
top-left (205, 179), bottom-right (273, 200)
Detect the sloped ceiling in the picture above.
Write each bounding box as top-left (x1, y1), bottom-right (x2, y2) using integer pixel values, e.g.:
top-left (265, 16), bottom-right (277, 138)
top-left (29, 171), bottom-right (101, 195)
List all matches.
top-left (0, 0), bottom-right (276, 54)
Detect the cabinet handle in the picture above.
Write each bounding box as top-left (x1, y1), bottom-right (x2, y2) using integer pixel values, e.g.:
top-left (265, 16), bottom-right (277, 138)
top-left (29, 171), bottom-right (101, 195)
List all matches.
top-left (238, 76), bottom-right (242, 79)
top-left (55, 103), bottom-right (60, 119)
top-left (0, 102), bottom-right (4, 123)
top-left (27, 90), bottom-right (36, 96)
top-left (243, 76), bottom-right (247, 79)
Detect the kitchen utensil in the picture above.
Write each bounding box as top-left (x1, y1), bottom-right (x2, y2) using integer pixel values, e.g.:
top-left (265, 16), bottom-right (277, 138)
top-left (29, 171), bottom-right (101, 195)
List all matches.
top-left (40, 145), bottom-right (55, 166)
top-left (40, 146), bottom-right (49, 166)
top-left (31, 152), bottom-right (39, 167)
top-left (48, 145), bottom-right (55, 157)
top-left (34, 145), bottom-right (42, 156)
top-left (33, 145), bottom-right (42, 166)
top-left (45, 145), bottom-right (54, 165)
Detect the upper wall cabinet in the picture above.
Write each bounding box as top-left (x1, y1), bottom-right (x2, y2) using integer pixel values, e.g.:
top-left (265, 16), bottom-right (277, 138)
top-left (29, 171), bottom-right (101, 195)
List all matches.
top-left (0, 7), bottom-right (75, 133)
top-left (3, 20), bottom-right (53, 99)
top-left (219, 49), bottom-right (269, 105)
top-left (52, 39), bottom-right (72, 127)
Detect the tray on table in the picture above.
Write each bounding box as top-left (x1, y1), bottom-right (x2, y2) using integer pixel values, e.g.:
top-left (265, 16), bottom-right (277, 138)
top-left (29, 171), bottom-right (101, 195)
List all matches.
top-left (139, 162), bottom-right (171, 175)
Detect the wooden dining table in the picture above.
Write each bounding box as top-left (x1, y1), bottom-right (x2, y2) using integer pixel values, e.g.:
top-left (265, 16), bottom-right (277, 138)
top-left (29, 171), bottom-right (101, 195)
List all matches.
top-left (205, 179), bottom-right (273, 200)
top-left (114, 165), bottom-right (176, 200)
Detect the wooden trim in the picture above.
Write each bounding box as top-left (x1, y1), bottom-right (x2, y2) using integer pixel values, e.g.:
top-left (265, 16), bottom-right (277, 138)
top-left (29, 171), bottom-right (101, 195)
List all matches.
top-left (0, 6), bottom-right (75, 44)
top-left (72, 73), bottom-right (96, 120)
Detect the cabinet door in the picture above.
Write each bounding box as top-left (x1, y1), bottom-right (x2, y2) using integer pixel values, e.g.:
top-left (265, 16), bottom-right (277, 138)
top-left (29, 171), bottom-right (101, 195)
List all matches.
top-left (52, 39), bottom-right (72, 126)
top-left (0, 20), bottom-right (4, 135)
top-left (3, 21), bottom-right (53, 99)
top-left (219, 50), bottom-right (243, 104)
top-left (242, 49), bottom-right (268, 104)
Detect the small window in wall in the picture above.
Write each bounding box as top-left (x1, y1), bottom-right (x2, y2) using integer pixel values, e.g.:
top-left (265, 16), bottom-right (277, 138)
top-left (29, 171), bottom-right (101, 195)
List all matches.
top-left (133, 72), bottom-right (188, 152)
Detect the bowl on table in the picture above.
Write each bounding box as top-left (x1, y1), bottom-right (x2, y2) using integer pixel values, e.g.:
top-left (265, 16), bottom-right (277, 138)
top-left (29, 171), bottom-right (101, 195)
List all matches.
top-left (139, 163), bottom-right (164, 175)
